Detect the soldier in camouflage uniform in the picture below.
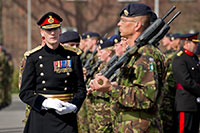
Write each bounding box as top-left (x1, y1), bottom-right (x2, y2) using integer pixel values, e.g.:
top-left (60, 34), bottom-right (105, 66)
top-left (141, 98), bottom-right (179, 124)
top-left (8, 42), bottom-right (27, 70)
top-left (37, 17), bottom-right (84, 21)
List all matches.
top-left (88, 37), bottom-right (118, 133)
top-left (0, 44), bottom-right (14, 108)
top-left (90, 3), bottom-right (165, 132)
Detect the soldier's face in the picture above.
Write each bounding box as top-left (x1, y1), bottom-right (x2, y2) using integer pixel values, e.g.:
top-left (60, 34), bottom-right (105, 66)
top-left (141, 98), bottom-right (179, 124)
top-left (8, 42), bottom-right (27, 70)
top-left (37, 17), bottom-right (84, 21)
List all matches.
top-left (186, 41), bottom-right (198, 53)
top-left (118, 16), bottom-right (136, 38)
top-left (40, 28), bottom-right (61, 45)
top-left (100, 49), bottom-right (110, 62)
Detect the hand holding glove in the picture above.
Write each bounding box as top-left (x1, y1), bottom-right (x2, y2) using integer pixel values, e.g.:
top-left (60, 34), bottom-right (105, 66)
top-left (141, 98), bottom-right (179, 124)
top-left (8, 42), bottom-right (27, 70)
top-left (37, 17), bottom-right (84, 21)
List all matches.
top-left (55, 102), bottom-right (77, 115)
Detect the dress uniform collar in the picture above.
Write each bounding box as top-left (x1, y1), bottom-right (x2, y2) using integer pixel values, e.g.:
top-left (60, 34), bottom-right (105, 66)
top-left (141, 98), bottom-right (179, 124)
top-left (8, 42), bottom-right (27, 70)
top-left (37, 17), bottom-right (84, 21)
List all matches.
top-left (184, 49), bottom-right (194, 56)
top-left (44, 44), bottom-right (63, 54)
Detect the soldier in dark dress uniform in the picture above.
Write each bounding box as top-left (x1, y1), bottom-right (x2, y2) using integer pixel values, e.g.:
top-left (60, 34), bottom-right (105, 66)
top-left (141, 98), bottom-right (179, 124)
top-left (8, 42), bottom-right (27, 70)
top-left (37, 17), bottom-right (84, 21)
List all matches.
top-left (19, 12), bottom-right (86, 133)
top-left (172, 32), bottom-right (200, 133)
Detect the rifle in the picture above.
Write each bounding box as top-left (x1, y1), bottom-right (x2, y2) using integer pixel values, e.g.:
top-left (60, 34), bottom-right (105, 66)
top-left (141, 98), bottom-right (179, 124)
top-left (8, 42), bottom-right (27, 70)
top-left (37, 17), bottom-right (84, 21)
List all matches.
top-left (80, 49), bottom-right (90, 60)
top-left (102, 6), bottom-right (181, 80)
top-left (83, 47), bottom-right (97, 70)
top-left (85, 60), bottom-right (102, 82)
top-left (100, 46), bottom-right (130, 74)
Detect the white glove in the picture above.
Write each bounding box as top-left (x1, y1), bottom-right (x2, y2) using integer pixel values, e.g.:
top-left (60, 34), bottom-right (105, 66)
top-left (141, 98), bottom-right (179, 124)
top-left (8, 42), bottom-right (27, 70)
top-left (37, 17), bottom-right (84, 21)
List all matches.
top-left (55, 102), bottom-right (77, 115)
top-left (197, 97), bottom-right (200, 103)
top-left (42, 98), bottom-right (65, 110)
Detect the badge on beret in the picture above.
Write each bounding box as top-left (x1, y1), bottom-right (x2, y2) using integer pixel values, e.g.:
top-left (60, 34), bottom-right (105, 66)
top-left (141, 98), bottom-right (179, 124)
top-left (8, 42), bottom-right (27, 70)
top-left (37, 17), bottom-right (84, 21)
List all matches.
top-left (53, 60), bottom-right (72, 73)
top-left (87, 35), bottom-right (90, 39)
top-left (48, 15), bottom-right (54, 24)
top-left (114, 39), bottom-right (118, 43)
top-left (100, 39), bottom-right (103, 44)
top-left (124, 10), bottom-right (129, 17)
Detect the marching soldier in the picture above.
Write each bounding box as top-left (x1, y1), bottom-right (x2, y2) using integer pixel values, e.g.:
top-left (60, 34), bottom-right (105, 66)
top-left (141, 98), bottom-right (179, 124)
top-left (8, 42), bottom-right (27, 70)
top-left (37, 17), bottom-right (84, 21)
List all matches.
top-left (172, 32), bottom-right (200, 133)
top-left (90, 3), bottom-right (165, 132)
top-left (19, 12), bottom-right (86, 133)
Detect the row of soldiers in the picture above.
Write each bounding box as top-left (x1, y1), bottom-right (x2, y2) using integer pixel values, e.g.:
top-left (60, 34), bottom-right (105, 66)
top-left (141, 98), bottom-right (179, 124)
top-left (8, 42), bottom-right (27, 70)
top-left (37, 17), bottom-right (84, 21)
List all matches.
top-left (19, 3), bottom-right (200, 133)
top-left (72, 8), bottom-right (200, 133)
top-left (0, 43), bottom-right (14, 109)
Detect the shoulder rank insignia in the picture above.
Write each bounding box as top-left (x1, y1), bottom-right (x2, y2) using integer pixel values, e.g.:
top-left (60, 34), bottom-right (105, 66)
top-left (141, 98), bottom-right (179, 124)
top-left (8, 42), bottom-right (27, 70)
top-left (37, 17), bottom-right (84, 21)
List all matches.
top-left (63, 46), bottom-right (82, 55)
top-left (177, 51), bottom-right (183, 56)
top-left (24, 45), bottom-right (43, 59)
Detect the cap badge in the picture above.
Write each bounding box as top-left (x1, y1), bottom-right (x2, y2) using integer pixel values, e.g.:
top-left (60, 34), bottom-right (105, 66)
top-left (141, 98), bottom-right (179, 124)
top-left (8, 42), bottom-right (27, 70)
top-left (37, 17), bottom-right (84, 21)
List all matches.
top-left (48, 15), bottom-right (54, 24)
top-left (87, 35), bottom-right (90, 39)
top-left (100, 39), bottom-right (103, 44)
top-left (114, 39), bottom-right (118, 43)
top-left (124, 10), bottom-right (129, 16)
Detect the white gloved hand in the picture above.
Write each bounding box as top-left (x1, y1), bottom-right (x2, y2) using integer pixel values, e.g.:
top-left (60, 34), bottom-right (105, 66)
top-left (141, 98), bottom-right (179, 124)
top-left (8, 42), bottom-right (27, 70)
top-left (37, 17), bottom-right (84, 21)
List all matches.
top-left (42, 98), bottom-right (65, 110)
top-left (55, 102), bottom-right (77, 115)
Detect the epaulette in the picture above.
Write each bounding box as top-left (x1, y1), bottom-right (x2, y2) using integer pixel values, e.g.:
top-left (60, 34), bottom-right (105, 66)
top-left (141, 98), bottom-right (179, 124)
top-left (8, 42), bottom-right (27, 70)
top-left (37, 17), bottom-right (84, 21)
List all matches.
top-left (63, 46), bottom-right (82, 55)
top-left (177, 51), bottom-right (183, 56)
top-left (24, 45), bottom-right (43, 58)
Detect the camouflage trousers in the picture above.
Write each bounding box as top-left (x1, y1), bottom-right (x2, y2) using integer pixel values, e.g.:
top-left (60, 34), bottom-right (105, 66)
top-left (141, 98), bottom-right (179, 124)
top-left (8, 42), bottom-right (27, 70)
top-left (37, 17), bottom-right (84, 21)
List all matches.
top-left (77, 100), bottom-right (89, 133)
top-left (114, 111), bottom-right (163, 133)
top-left (93, 98), bottom-right (113, 133)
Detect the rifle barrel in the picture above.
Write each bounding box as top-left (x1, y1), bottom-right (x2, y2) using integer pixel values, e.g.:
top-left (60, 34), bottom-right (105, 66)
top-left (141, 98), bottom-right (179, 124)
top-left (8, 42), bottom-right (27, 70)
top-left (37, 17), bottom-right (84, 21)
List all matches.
top-left (162, 5), bottom-right (176, 20)
top-left (167, 11), bottom-right (181, 25)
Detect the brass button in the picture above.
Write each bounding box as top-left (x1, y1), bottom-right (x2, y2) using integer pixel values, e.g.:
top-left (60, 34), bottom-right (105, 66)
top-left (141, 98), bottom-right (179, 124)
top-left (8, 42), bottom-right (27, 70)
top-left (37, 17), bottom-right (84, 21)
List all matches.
top-left (67, 56), bottom-right (70, 59)
top-left (64, 87), bottom-right (67, 91)
top-left (67, 72), bottom-right (70, 76)
top-left (40, 73), bottom-right (44, 76)
top-left (39, 56), bottom-right (43, 59)
top-left (64, 80), bottom-right (67, 83)
top-left (192, 67), bottom-right (194, 70)
top-left (43, 88), bottom-right (47, 91)
top-left (42, 80), bottom-right (46, 84)
top-left (40, 64), bottom-right (43, 68)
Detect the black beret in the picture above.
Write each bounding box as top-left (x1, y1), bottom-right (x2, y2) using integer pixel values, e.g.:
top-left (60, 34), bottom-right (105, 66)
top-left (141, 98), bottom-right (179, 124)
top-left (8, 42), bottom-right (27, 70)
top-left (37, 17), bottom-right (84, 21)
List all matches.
top-left (81, 32), bottom-right (88, 40)
top-left (59, 31), bottom-right (80, 43)
top-left (108, 35), bottom-right (121, 44)
top-left (98, 38), bottom-right (114, 50)
top-left (120, 3), bottom-right (153, 17)
top-left (170, 33), bottom-right (182, 40)
top-left (37, 12), bottom-right (63, 30)
top-left (85, 32), bottom-right (100, 39)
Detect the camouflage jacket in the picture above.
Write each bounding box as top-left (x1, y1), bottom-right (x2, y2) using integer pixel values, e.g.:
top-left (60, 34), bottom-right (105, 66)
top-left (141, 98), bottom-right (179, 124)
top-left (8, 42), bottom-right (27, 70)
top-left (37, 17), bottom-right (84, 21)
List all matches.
top-left (110, 45), bottom-right (165, 132)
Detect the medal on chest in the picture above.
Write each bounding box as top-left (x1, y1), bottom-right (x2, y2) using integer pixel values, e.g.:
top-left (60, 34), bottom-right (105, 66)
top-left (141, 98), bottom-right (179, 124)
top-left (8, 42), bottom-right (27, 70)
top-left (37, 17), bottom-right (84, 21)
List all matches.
top-left (53, 60), bottom-right (72, 73)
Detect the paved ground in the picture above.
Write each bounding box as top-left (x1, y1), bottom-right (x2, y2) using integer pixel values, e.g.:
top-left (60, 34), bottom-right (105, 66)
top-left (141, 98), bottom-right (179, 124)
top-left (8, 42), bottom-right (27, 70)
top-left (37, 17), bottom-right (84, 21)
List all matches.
top-left (0, 94), bottom-right (25, 133)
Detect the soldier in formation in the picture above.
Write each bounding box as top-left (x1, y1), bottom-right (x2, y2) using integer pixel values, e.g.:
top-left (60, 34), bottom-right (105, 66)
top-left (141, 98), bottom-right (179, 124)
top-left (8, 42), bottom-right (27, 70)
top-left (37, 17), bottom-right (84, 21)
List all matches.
top-left (0, 43), bottom-right (14, 109)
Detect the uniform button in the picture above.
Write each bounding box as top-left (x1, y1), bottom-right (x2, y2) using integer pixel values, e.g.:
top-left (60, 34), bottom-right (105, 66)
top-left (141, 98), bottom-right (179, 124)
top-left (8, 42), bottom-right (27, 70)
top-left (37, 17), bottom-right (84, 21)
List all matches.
top-left (40, 64), bottom-right (43, 68)
top-left (197, 64), bottom-right (199, 66)
top-left (43, 88), bottom-right (47, 91)
top-left (40, 73), bottom-right (44, 76)
top-left (39, 56), bottom-right (43, 59)
top-left (67, 72), bottom-right (70, 76)
top-left (64, 87), bottom-right (67, 91)
top-left (67, 56), bottom-right (70, 59)
top-left (42, 80), bottom-right (46, 84)
top-left (64, 80), bottom-right (67, 83)
top-left (192, 67), bottom-right (194, 70)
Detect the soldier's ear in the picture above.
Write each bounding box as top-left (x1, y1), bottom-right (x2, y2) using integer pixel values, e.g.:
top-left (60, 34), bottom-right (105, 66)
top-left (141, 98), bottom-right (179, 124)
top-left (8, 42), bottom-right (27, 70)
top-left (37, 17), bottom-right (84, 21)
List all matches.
top-left (40, 29), bottom-right (45, 37)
